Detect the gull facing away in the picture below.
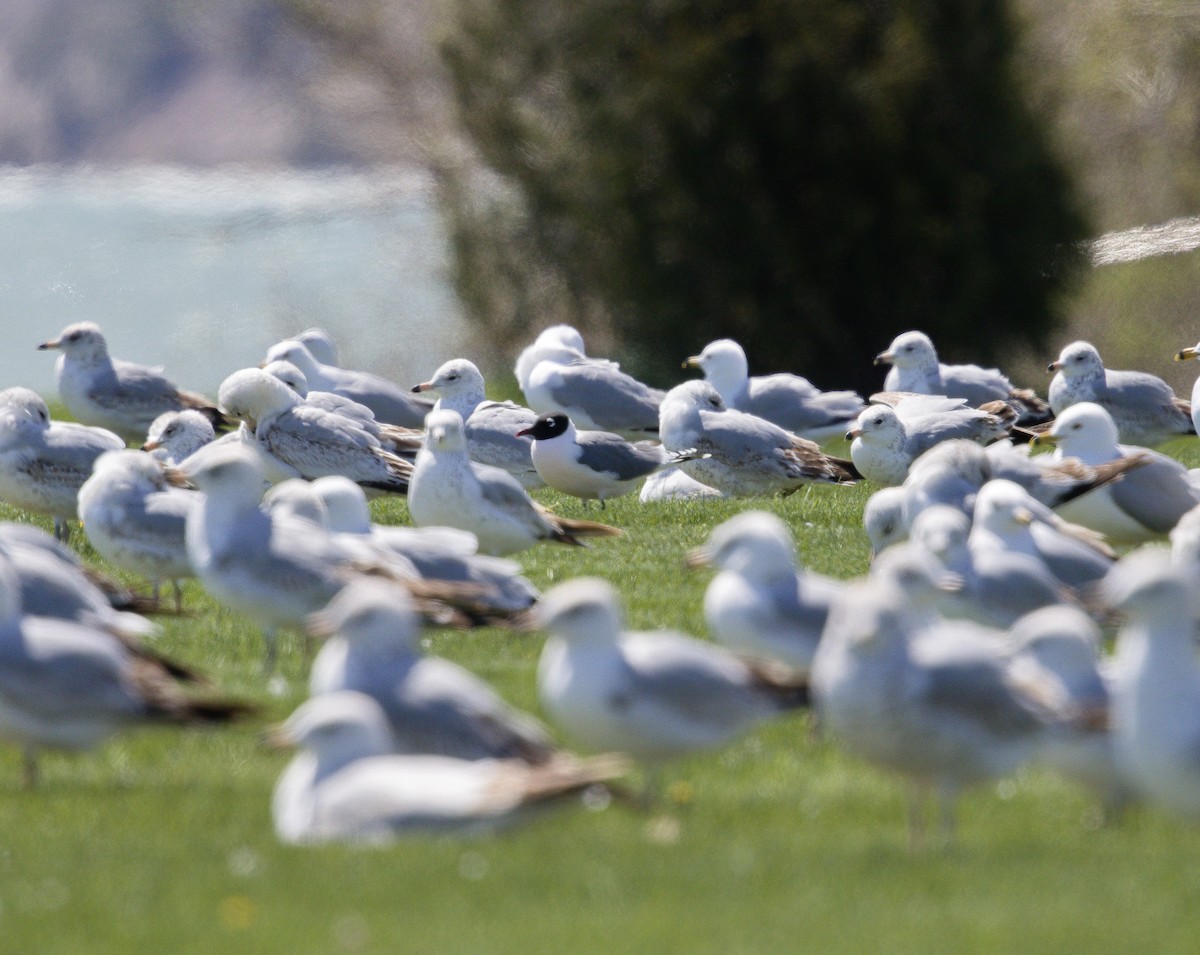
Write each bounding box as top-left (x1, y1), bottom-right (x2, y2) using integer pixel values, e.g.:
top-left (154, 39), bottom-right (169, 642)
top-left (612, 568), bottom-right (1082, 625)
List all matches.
top-left (514, 324), bottom-right (598, 392)
top-left (1048, 340), bottom-right (1194, 447)
top-left (1032, 402), bottom-right (1199, 543)
top-left (689, 511), bottom-right (842, 675)
top-left (271, 691), bottom-right (628, 845)
top-left (261, 338), bottom-right (433, 429)
top-left (408, 410), bottom-right (621, 556)
top-left (534, 577), bottom-right (808, 773)
top-left (77, 450), bottom-right (198, 612)
top-left (37, 321), bottom-right (228, 443)
top-left (846, 396), bottom-right (1015, 486)
top-left (412, 358), bottom-right (543, 488)
top-left (522, 344), bottom-right (666, 439)
top-left (182, 444), bottom-right (360, 669)
top-left (659, 380), bottom-right (856, 497)
top-left (0, 386), bottom-right (125, 541)
top-left (811, 546), bottom-right (1073, 843)
top-left (1103, 549), bottom-right (1200, 820)
top-left (217, 368), bottom-right (411, 495)
top-left (519, 413), bottom-right (694, 505)
top-left (0, 552), bottom-right (250, 787)
top-left (874, 330), bottom-right (1050, 423)
top-left (684, 338), bottom-right (865, 444)
top-left (308, 578), bottom-right (558, 761)
top-left (293, 327), bottom-right (339, 367)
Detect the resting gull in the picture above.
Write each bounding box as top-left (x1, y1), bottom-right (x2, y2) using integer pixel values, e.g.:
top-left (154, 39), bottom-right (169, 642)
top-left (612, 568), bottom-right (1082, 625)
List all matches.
top-left (37, 321), bottom-right (227, 443)
top-left (270, 691), bottom-right (627, 844)
top-left (408, 410), bottom-right (621, 556)
top-left (684, 338), bottom-right (864, 444)
top-left (1048, 340), bottom-right (1193, 447)
top-left (659, 380), bottom-right (856, 497)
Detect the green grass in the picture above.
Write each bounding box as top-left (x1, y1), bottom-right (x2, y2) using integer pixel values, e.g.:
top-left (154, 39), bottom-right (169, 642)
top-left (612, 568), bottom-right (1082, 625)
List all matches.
top-left (3, 463), bottom-right (1200, 954)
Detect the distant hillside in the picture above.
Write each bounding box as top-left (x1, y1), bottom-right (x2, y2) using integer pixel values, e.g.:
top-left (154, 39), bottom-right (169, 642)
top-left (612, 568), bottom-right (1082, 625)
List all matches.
top-left (0, 0), bottom-right (445, 166)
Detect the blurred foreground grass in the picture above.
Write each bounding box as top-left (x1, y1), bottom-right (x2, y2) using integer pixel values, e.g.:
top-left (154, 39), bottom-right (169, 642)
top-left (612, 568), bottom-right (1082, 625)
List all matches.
top-left (3, 454), bottom-right (1200, 953)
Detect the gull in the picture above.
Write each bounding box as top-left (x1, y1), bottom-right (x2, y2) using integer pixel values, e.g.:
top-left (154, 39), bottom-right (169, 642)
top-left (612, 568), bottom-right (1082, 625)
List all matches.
top-left (659, 380), bottom-right (855, 497)
top-left (519, 413), bottom-right (689, 505)
top-left (1007, 605), bottom-right (1130, 813)
top-left (261, 338), bottom-right (433, 429)
top-left (1048, 339), bottom-right (1193, 447)
top-left (522, 344), bottom-right (665, 439)
top-left (182, 444), bottom-right (358, 669)
top-left (863, 486), bottom-right (908, 556)
top-left (534, 577), bottom-right (808, 776)
top-left (811, 546), bottom-right (1069, 843)
top-left (37, 321), bottom-right (228, 443)
top-left (846, 396), bottom-right (1015, 486)
top-left (0, 386), bottom-right (124, 540)
top-left (294, 327), bottom-right (339, 366)
top-left (874, 330), bottom-right (1050, 423)
top-left (0, 552), bottom-right (249, 787)
top-left (308, 578), bottom-right (557, 761)
top-left (683, 338), bottom-right (865, 444)
top-left (270, 691), bottom-right (627, 844)
top-left (142, 409), bottom-right (216, 465)
top-left (217, 368), bottom-right (411, 495)
top-left (969, 480), bottom-right (1115, 590)
top-left (312, 476), bottom-right (540, 619)
top-left (908, 506), bottom-right (1069, 628)
top-left (412, 358), bottom-right (542, 488)
top-left (77, 450), bottom-right (198, 612)
top-left (1172, 340), bottom-right (1200, 436)
top-left (1031, 402), bottom-right (1199, 543)
top-left (1103, 549), bottom-right (1200, 820)
top-left (514, 324), bottom-right (600, 392)
top-left (688, 511), bottom-right (842, 675)
top-left (408, 410), bottom-right (621, 556)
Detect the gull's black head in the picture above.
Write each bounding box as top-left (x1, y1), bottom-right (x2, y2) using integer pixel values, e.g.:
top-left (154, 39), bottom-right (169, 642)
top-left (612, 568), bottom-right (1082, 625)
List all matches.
top-left (518, 413), bottom-right (571, 440)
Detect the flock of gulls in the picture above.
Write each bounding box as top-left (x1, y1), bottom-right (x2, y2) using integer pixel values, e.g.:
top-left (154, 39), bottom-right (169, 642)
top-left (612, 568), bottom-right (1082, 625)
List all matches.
top-left (5, 319), bottom-right (1200, 846)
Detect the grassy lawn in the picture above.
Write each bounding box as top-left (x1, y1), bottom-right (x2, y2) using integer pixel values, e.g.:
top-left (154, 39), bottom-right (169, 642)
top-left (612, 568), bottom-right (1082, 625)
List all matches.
top-left (2, 446), bottom-right (1200, 954)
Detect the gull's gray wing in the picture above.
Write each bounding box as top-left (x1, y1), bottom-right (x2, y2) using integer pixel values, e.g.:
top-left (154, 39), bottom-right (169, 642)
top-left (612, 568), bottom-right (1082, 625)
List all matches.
top-left (575, 431), bottom-right (666, 481)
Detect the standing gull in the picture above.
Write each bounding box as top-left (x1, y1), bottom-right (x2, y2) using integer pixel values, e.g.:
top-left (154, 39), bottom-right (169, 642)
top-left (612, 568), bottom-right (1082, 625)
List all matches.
top-left (688, 511), bottom-right (842, 675)
top-left (77, 450), bottom-right (198, 612)
top-left (874, 330), bottom-right (1050, 422)
top-left (261, 338), bottom-right (433, 429)
top-left (408, 410), bottom-right (621, 556)
top-left (659, 380), bottom-right (855, 497)
top-left (684, 338), bottom-right (865, 444)
top-left (0, 386), bottom-right (125, 540)
top-left (270, 691), bottom-right (627, 844)
top-left (535, 577), bottom-right (808, 774)
top-left (519, 413), bottom-right (690, 505)
top-left (37, 321), bottom-right (227, 443)
top-left (412, 358), bottom-right (542, 488)
top-left (1032, 402), bottom-right (1198, 543)
top-left (1048, 339), bottom-right (1193, 447)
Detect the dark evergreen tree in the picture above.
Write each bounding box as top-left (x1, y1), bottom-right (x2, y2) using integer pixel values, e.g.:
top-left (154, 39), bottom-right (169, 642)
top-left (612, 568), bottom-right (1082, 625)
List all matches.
top-left (438, 0), bottom-right (1089, 391)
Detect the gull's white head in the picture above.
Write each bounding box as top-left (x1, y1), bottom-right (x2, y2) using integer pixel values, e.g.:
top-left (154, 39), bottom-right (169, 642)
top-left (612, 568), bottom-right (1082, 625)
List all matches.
top-left (1042, 402), bottom-right (1119, 463)
top-left (262, 340), bottom-right (321, 377)
top-left (182, 442), bottom-right (266, 500)
top-left (0, 386), bottom-right (51, 432)
top-left (533, 576), bottom-right (623, 642)
top-left (846, 405), bottom-right (904, 446)
top-left (294, 327), bottom-right (338, 367)
top-left (311, 476), bottom-right (372, 534)
top-left (423, 409), bottom-right (469, 454)
top-left (413, 358), bottom-right (486, 407)
top-left (972, 479), bottom-right (1036, 537)
top-left (143, 409), bottom-right (215, 460)
top-left (685, 339), bottom-right (749, 400)
top-left (38, 322), bottom-right (109, 361)
top-left (306, 578), bottom-right (420, 653)
top-left (863, 486), bottom-right (907, 556)
top-left (218, 368), bottom-right (300, 430)
top-left (264, 479), bottom-right (330, 528)
top-left (272, 691), bottom-right (397, 762)
top-left (262, 360), bottom-right (309, 398)
top-left (1048, 341), bottom-right (1104, 379)
top-left (691, 510), bottom-right (796, 578)
top-left (909, 505), bottom-right (971, 563)
top-left (89, 448), bottom-right (171, 492)
top-left (874, 330), bottom-right (937, 371)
